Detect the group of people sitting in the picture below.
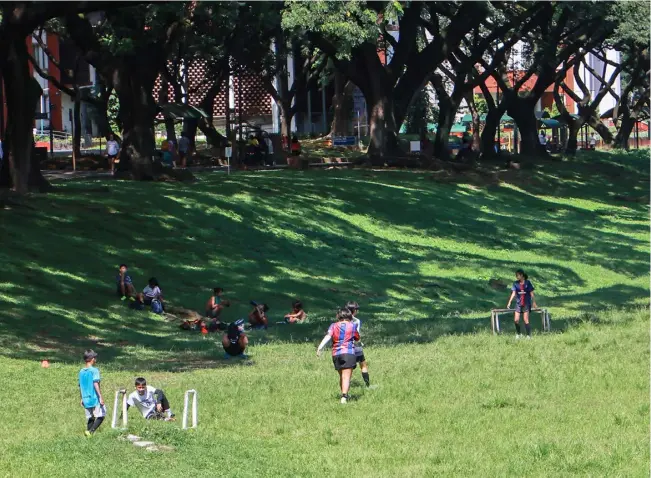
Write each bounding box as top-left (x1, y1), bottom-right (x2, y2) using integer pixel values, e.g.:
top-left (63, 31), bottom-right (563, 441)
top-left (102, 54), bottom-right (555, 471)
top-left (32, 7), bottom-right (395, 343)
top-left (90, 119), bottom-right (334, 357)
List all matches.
top-left (116, 264), bottom-right (165, 313)
top-left (114, 265), bottom-right (307, 359)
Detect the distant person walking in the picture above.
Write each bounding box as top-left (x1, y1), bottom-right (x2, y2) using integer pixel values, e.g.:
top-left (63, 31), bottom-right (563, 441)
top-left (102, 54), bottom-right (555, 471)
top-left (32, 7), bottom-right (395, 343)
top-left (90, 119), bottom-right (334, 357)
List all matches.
top-left (590, 133), bottom-right (597, 150)
top-left (106, 134), bottom-right (120, 173)
top-left (178, 132), bottom-right (191, 168)
top-left (538, 130), bottom-right (547, 146)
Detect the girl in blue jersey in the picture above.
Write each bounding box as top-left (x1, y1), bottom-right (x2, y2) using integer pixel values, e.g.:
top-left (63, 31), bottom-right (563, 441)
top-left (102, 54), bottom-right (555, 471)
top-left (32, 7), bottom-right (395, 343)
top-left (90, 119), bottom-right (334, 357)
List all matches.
top-left (507, 269), bottom-right (537, 339)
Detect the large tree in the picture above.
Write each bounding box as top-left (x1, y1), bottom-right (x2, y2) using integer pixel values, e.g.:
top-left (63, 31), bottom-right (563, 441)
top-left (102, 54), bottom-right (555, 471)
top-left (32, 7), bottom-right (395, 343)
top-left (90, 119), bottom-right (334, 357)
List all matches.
top-left (430, 2), bottom-right (544, 158)
top-left (481, 2), bottom-right (618, 156)
top-left (0, 2), bottom-right (117, 193)
top-left (62, 4), bottom-right (187, 179)
top-left (283, 1), bottom-right (487, 157)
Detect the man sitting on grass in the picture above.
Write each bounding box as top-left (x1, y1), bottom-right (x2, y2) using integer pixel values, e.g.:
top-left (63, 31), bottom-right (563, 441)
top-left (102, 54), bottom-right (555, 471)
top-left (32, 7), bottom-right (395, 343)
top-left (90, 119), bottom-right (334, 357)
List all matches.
top-left (116, 264), bottom-right (136, 301)
top-left (125, 377), bottom-right (175, 421)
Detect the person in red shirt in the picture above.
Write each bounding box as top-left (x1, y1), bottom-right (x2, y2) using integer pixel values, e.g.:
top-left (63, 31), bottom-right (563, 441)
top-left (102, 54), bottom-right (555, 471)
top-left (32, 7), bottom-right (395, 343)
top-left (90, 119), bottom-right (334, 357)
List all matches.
top-left (316, 307), bottom-right (359, 404)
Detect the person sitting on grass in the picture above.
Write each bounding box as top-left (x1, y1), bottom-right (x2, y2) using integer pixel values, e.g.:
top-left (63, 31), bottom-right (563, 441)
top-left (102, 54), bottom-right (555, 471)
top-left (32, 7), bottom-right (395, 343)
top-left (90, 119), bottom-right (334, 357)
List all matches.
top-left (125, 377), bottom-right (175, 421)
top-left (206, 287), bottom-right (226, 319)
top-left (316, 307), bottom-right (359, 404)
top-left (248, 301), bottom-right (269, 329)
top-left (116, 264), bottom-right (136, 301)
top-left (507, 269), bottom-right (537, 340)
top-left (134, 277), bottom-right (165, 312)
top-left (223, 318), bottom-right (248, 359)
top-left (284, 300), bottom-right (306, 323)
top-left (290, 135), bottom-right (301, 156)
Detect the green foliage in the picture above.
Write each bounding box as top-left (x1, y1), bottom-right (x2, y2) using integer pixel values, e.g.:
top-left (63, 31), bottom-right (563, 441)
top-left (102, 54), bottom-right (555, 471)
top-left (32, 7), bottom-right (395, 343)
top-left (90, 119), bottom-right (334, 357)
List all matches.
top-left (544, 102), bottom-right (561, 119)
top-left (607, 0), bottom-right (651, 48)
top-left (474, 95), bottom-right (488, 115)
top-left (405, 88), bottom-right (435, 134)
top-left (282, 0), bottom-right (378, 59)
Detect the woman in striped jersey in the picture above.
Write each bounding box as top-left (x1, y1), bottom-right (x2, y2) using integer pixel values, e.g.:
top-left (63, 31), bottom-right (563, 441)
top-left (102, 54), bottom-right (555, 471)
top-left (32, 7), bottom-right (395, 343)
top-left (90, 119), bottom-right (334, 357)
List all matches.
top-left (317, 307), bottom-right (359, 404)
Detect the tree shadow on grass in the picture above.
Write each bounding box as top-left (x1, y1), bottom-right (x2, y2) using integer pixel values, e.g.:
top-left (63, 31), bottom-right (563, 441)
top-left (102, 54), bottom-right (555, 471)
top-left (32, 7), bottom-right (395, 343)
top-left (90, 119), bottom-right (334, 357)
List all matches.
top-left (0, 155), bottom-right (647, 369)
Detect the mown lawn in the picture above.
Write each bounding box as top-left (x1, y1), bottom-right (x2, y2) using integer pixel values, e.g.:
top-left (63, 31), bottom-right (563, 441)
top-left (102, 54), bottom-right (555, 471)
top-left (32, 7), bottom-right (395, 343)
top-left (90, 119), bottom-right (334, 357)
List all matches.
top-left (0, 150), bottom-right (648, 477)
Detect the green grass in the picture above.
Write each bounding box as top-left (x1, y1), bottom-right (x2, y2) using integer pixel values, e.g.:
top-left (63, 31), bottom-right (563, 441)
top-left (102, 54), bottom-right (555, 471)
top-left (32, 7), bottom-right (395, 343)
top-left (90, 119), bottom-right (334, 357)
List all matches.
top-left (0, 149), bottom-right (648, 476)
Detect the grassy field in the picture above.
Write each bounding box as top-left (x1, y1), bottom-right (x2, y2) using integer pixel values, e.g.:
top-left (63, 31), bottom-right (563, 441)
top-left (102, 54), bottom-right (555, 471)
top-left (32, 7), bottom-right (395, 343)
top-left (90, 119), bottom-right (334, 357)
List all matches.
top-left (0, 150), bottom-right (648, 477)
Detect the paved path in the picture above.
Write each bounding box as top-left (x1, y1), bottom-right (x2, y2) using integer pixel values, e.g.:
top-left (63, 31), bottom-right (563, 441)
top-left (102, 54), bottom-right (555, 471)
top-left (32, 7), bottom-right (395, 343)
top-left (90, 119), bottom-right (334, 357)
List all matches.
top-left (42, 162), bottom-right (352, 181)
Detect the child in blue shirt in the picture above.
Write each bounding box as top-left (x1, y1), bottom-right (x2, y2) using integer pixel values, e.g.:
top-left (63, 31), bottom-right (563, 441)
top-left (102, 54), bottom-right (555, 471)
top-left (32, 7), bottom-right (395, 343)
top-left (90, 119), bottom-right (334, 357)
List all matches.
top-left (78, 349), bottom-right (105, 436)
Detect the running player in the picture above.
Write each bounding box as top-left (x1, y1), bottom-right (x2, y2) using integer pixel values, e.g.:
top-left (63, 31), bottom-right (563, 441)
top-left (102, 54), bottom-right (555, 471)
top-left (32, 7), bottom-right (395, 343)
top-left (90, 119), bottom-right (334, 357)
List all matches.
top-left (346, 301), bottom-right (370, 387)
top-left (316, 307), bottom-right (359, 404)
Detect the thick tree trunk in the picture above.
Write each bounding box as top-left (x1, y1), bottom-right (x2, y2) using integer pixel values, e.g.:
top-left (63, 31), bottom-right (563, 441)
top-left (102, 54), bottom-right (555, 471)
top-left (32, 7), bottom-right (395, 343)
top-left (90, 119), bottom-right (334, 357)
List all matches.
top-left (278, 101), bottom-right (295, 140)
top-left (197, 80), bottom-right (227, 148)
top-left (366, 93), bottom-right (399, 157)
top-left (613, 114), bottom-right (635, 150)
top-left (565, 120), bottom-right (581, 155)
top-left (0, 36), bottom-right (50, 193)
top-left (480, 106), bottom-right (506, 157)
top-left (114, 59), bottom-right (158, 180)
top-left (433, 97), bottom-right (459, 160)
top-left (72, 84), bottom-right (82, 167)
top-left (330, 71), bottom-right (352, 136)
top-left (466, 94), bottom-right (481, 151)
top-left (508, 98), bottom-right (544, 156)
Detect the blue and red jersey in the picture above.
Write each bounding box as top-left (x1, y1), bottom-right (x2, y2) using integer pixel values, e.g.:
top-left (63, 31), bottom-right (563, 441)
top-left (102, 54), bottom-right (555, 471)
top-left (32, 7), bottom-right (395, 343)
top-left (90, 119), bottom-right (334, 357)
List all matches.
top-left (327, 321), bottom-right (359, 357)
top-left (512, 280), bottom-right (535, 307)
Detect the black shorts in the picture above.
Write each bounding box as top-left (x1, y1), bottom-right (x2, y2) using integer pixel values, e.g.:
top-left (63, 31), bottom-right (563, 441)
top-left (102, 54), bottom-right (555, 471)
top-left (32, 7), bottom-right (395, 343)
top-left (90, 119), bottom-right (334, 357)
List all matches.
top-left (332, 354), bottom-right (357, 371)
top-left (144, 297), bottom-right (153, 306)
top-left (515, 303), bottom-right (531, 313)
top-left (355, 353), bottom-right (366, 364)
top-left (224, 343), bottom-right (244, 356)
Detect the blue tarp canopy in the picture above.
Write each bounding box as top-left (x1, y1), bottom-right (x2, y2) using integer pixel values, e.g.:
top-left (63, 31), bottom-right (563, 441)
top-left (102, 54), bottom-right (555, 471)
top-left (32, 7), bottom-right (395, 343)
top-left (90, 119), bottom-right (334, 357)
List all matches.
top-left (461, 113), bottom-right (513, 123)
top-left (539, 118), bottom-right (561, 128)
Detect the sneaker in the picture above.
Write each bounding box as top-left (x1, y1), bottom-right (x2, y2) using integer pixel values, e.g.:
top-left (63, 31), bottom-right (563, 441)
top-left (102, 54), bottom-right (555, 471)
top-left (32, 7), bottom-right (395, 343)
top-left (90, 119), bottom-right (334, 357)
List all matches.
top-left (164, 416), bottom-right (176, 422)
top-left (238, 353), bottom-right (249, 360)
top-left (340, 396), bottom-right (347, 404)
top-left (129, 297), bottom-right (136, 302)
top-left (121, 296), bottom-right (127, 301)
top-left (84, 430), bottom-right (92, 437)
top-left (224, 353), bottom-right (232, 360)
top-left (515, 334), bottom-right (522, 340)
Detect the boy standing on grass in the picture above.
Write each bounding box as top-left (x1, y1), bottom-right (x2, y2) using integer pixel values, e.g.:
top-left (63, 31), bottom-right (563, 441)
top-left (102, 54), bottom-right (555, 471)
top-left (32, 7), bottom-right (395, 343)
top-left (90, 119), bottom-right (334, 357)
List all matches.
top-left (79, 349), bottom-right (105, 437)
top-left (347, 301), bottom-right (371, 387)
top-left (125, 377), bottom-right (175, 421)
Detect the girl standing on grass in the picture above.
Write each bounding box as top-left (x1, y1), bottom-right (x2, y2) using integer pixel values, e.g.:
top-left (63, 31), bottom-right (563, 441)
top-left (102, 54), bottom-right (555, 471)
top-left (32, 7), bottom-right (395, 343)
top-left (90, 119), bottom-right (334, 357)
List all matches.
top-left (507, 269), bottom-right (537, 339)
top-left (316, 307), bottom-right (359, 404)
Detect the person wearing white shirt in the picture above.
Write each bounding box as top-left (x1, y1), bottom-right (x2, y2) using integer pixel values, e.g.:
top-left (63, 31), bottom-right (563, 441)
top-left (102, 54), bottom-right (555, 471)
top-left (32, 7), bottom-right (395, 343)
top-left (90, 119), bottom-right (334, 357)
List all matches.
top-left (126, 377), bottom-right (175, 420)
top-left (105, 134), bottom-right (120, 173)
top-left (538, 130), bottom-right (547, 146)
top-left (589, 133), bottom-right (597, 150)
